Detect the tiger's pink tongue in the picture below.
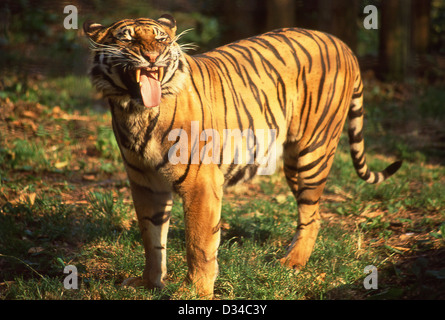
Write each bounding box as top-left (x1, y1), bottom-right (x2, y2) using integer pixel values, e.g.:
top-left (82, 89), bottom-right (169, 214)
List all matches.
top-left (140, 72), bottom-right (161, 108)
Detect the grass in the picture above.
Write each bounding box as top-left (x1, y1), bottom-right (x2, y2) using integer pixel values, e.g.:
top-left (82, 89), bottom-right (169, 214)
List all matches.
top-left (1, 73), bottom-right (445, 300)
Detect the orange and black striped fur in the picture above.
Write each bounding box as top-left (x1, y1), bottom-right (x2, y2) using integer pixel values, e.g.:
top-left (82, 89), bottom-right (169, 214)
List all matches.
top-left (84, 15), bottom-right (401, 298)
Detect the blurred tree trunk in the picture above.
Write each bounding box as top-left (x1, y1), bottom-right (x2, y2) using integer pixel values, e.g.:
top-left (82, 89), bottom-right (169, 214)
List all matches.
top-left (318, 0), bottom-right (358, 52)
top-left (294, 1), bottom-right (318, 30)
top-left (379, 0), bottom-right (412, 81)
top-left (218, 0), bottom-right (266, 45)
top-left (411, 0), bottom-right (431, 54)
top-left (266, 0), bottom-right (296, 30)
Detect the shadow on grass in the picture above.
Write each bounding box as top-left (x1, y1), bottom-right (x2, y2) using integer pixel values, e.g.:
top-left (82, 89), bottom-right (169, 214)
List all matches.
top-left (0, 191), bottom-right (141, 283)
top-left (326, 247), bottom-right (445, 299)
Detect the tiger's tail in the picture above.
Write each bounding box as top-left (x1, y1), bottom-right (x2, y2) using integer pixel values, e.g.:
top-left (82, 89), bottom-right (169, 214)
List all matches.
top-left (347, 75), bottom-right (402, 184)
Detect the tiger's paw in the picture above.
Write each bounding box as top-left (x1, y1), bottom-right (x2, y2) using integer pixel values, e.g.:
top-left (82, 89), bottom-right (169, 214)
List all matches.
top-left (170, 281), bottom-right (214, 300)
top-left (279, 257), bottom-right (303, 272)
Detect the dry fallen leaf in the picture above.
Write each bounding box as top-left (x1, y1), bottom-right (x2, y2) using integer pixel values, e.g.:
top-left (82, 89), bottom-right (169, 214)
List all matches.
top-left (55, 161), bottom-right (69, 169)
top-left (22, 110), bottom-right (38, 119)
top-left (315, 272), bottom-right (327, 283)
top-left (28, 247), bottom-right (45, 254)
top-left (10, 192), bottom-right (36, 206)
top-left (399, 232), bottom-right (415, 241)
top-left (82, 174), bottom-right (96, 181)
top-left (274, 194), bottom-right (287, 204)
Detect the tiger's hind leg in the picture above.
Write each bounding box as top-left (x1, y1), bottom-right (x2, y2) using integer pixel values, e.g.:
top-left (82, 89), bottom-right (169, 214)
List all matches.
top-left (280, 145), bottom-right (336, 270)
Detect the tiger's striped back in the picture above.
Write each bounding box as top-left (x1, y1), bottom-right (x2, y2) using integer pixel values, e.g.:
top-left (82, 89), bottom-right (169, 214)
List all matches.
top-left (164, 28), bottom-right (401, 189)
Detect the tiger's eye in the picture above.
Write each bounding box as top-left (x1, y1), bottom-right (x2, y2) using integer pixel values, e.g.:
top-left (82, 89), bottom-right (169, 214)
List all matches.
top-left (156, 35), bottom-right (168, 42)
top-left (119, 29), bottom-right (133, 41)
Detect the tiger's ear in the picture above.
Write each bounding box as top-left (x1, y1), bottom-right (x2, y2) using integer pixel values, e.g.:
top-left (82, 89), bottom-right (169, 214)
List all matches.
top-left (83, 21), bottom-right (105, 41)
top-left (157, 14), bottom-right (177, 36)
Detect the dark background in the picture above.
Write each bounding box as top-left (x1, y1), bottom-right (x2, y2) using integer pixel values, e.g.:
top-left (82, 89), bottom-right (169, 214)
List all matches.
top-left (0, 0), bottom-right (444, 82)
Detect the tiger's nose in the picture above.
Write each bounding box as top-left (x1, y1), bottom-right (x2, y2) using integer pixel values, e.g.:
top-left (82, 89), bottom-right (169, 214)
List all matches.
top-left (144, 52), bottom-right (159, 63)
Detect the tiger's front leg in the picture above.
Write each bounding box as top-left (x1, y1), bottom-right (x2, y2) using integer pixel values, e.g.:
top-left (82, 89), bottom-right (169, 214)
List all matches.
top-left (123, 181), bottom-right (172, 290)
top-left (179, 167), bottom-right (224, 298)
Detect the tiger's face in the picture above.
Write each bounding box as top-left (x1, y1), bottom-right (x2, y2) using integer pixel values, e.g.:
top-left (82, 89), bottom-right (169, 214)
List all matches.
top-left (84, 14), bottom-right (188, 108)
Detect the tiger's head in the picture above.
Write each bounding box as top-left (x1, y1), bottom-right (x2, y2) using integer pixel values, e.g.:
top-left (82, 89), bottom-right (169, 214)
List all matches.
top-left (83, 14), bottom-right (189, 108)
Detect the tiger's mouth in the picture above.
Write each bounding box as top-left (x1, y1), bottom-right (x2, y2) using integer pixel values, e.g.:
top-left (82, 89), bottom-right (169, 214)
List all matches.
top-left (135, 67), bottom-right (165, 108)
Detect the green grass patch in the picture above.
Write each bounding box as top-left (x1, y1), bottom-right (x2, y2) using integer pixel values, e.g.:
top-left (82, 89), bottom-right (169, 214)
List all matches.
top-left (1, 74), bottom-right (444, 300)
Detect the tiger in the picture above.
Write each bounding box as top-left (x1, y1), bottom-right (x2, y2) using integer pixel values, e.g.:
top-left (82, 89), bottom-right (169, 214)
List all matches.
top-left (83, 14), bottom-right (402, 298)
